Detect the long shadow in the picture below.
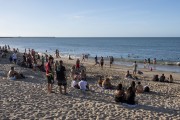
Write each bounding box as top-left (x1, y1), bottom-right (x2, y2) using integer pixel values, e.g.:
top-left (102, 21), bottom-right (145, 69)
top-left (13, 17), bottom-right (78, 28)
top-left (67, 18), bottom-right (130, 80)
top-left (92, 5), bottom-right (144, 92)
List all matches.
top-left (65, 90), bottom-right (179, 116)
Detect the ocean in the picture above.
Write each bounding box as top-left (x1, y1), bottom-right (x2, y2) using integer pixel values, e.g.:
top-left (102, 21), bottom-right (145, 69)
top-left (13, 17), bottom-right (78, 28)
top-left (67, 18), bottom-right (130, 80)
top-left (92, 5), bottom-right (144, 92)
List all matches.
top-left (0, 37), bottom-right (180, 72)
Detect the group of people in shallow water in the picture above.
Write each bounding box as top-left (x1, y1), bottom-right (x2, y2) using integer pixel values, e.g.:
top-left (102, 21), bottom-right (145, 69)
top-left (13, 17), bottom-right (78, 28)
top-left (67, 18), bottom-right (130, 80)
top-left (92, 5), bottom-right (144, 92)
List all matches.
top-left (94, 55), bottom-right (114, 69)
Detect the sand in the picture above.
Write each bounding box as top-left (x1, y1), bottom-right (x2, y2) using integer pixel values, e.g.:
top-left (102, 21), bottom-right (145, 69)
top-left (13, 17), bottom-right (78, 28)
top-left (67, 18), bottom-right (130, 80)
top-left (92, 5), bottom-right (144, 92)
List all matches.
top-left (0, 52), bottom-right (180, 119)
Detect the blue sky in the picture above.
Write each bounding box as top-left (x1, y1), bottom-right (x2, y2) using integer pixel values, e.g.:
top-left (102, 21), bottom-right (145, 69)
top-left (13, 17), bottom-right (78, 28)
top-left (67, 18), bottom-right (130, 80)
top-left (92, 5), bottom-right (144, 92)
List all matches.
top-left (0, 0), bottom-right (180, 37)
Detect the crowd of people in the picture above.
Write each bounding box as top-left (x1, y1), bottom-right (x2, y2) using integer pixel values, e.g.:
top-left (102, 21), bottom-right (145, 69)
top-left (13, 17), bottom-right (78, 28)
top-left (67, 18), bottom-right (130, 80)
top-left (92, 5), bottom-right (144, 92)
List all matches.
top-left (0, 45), bottom-right (10, 58)
top-left (1, 45), bottom-right (176, 106)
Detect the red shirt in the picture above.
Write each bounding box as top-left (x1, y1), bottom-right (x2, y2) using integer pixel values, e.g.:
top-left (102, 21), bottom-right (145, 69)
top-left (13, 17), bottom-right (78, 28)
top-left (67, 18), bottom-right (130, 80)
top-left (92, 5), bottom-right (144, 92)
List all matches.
top-left (45, 62), bottom-right (52, 75)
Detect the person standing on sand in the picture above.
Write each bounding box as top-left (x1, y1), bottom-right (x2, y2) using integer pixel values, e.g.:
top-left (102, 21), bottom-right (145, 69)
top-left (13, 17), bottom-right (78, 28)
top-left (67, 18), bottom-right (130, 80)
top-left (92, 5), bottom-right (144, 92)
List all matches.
top-left (45, 57), bottom-right (54, 93)
top-left (110, 56), bottom-right (114, 68)
top-left (100, 56), bottom-right (104, 69)
top-left (56, 60), bottom-right (67, 94)
top-left (147, 58), bottom-right (150, 68)
top-left (144, 59), bottom-right (147, 68)
top-left (153, 58), bottom-right (157, 70)
top-left (76, 59), bottom-right (80, 70)
top-left (94, 55), bottom-right (99, 66)
top-left (133, 61), bottom-right (138, 74)
top-left (82, 54), bottom-right (85, 62)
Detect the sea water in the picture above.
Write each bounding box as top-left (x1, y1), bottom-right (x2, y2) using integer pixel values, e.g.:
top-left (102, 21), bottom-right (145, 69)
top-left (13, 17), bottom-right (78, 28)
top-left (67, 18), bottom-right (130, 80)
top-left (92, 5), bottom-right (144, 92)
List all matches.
top-left (0, 37), bottom-right (180, 72)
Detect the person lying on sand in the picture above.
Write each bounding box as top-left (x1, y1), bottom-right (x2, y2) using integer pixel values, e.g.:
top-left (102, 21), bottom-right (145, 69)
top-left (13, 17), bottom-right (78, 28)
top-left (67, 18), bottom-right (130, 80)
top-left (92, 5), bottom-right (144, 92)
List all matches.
top-left (7, 67), bottom-right (25, 80)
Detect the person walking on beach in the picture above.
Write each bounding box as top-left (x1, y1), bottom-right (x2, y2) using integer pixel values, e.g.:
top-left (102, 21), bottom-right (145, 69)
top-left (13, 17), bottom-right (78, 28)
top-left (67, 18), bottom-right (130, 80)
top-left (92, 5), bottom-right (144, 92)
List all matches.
top-left (56, 60), bottom-right (67, 94)
top-left (100, 56), bottom-right (104, 69)
top-left (45, 57), bottom-right (54, 93)
top-left (133, 61), bottom-right (138, 74)
top-left (110, 56), bottom-right (114, 68)
top-left (94, 55), bottom-right (99, 66)
top-left (144, 59), bottom-right (147, 68)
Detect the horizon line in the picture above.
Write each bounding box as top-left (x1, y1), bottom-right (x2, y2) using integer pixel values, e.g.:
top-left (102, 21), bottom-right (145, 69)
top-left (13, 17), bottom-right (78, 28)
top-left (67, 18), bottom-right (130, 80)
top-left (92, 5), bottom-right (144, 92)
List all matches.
top-left (0, 36), bottom-right (180, 38)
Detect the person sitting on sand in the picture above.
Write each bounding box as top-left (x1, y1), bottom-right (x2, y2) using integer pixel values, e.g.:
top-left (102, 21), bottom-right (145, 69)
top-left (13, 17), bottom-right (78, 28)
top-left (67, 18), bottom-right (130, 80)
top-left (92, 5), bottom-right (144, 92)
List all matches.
top-left (102, 78), bottom-right (113, 89)
top-left (125, 86), bottom-right (136, 105)
top-left (136, 82), bottom-right (143, 93)
top-left (80, 69), bottom-right (86, 80)
top-left (168, 74), bottom-right (173, 83)
top-left (78, 78), bottom-right (89, 91)
top-left (125, 70), bottom-right (133, 79)
top-left (98, 76), bottom-right (104, 87)
top-left (71, 75), bottom-right (80, 89)
top-left (114, 83), bottom-right (125, 103)
top-left (7, 67), bottom-right (25, 80)
top-left (130, 81), bottom-right (136, 93)
top-left (152, 75), bottom-right (159, 81)
top-left (71, 65), bottom-right (76, 78)
top-left (159, 74), bottom-right (165, 82)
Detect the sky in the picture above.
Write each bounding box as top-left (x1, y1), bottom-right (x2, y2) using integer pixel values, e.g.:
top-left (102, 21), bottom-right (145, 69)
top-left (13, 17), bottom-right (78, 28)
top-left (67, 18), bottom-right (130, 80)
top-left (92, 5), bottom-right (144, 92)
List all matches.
top-left (0, 0), bottom-right (180, 37)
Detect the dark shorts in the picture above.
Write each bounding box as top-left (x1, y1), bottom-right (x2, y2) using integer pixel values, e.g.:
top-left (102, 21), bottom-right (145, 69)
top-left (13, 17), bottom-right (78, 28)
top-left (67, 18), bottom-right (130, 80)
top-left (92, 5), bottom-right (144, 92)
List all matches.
top-left (101, 62), bottom-right (104, 66)
top-left (47, 75), bottom-right (54, 84)
top-left (58, 80), bottom-right (67, 86)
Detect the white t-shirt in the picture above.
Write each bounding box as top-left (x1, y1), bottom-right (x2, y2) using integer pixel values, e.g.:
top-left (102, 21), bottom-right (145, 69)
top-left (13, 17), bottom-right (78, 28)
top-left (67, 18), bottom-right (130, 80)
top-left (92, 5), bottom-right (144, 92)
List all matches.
top-left (78, 80), bottom-right (88, 90)
top-left (12, 53), bottom-right (17, 60)
top-left (71, 80), bottom-right (78, 88)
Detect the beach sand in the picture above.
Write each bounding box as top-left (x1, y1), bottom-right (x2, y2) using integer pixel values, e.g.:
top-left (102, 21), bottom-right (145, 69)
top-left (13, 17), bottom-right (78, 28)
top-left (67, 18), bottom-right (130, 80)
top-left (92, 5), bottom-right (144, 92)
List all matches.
top-left (0, 52), bottom-right (180, 119)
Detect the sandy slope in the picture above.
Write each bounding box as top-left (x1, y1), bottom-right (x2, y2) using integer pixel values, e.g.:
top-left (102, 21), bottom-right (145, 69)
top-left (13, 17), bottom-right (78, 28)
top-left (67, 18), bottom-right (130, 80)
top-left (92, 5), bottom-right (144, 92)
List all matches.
top-left (0, 55), bottom-right (180, 119)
